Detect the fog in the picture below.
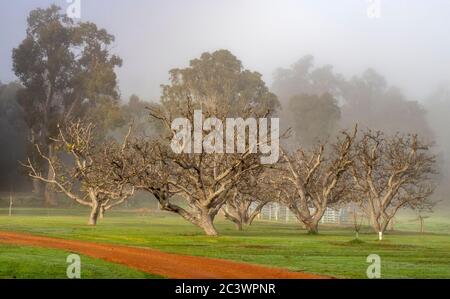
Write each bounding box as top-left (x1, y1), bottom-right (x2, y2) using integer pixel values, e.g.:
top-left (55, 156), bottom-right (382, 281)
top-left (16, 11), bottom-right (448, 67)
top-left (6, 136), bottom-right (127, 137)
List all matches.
top-left (1, 0), bottom-right (450, 101)
top-left (0, 1), bottom-right (449, 209)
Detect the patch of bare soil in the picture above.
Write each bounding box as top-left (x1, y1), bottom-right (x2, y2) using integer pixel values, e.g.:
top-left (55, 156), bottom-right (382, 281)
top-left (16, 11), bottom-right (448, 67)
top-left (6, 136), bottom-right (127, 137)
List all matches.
top-left (0, 231), bottom-right (328, 279)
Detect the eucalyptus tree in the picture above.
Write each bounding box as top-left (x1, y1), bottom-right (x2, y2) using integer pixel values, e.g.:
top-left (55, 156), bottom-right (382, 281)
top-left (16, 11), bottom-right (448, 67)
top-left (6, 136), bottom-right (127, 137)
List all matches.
top-left (12, 5), bottom-right (123, 205)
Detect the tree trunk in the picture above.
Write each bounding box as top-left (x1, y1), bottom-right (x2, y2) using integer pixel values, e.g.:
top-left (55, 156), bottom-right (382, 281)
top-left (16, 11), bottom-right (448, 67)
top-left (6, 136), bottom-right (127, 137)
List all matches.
top-left (30, 130), bottom-right (43, 197)
top-left (223, 208), bottom-right (245, 231)
top-left (198, 214), bottom-right (218, 236)
top-left (9, 192), bottom-right (13, 217)
top-left (305, 220), bottom-right (319, 235)
top-left (378, 219), bottom-right (391, 240)
top-left (32, 178), bottom-right (42, 195)
top-left (99, 206), bottom-right (105, 219)
top-left (44, 186), bottom-right (57, 206)
top-left (375, 223), bottom-right (388, 240)
top-left (292, 211), bottom-right (319, 233)
top-left (157, 198), bottom-right (219, 236)
top-left (88, 202), bottom-right (101, 226)
top-left (44, 145), bottom-right (57, 206)
top-left (372, 223), bottom-right (383, 240)
top-left (370, 212), bottom-right (384, 240)
top-left (291, 205), bottom-right (325, 235)
top-left (246, 202), bottom-right (267, 226)
top-left (247, 212), bottom-right (259, 226)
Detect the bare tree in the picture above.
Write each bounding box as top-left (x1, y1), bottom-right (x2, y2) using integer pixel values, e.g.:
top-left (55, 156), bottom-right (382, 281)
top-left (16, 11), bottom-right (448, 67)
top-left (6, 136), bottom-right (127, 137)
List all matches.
top-left (415, 212), bottom-right (430, 234)
top-left (272, 128), bottom-right (356, 234)
top-left (110, 138), bottom-right (181, 222)
top-left (350, 205), bottom-right (364, 239)
top-left (23, 121), bottom-right (134, 225)
top-left (222, 171), bottom-right (273, 230)
top-left (113, 49), bottom-right (280, 236)
top-left (349, 130), bottom-right (436, 240)
top-left (114, 126), bottom-right (271, 236)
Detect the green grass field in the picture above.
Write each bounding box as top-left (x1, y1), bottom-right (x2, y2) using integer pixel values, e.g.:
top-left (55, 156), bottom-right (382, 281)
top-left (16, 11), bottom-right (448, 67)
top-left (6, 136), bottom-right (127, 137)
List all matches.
top-left (0, 244), bottom-right (161, 279)
top-left (0, 207), bottom-right (449, 278)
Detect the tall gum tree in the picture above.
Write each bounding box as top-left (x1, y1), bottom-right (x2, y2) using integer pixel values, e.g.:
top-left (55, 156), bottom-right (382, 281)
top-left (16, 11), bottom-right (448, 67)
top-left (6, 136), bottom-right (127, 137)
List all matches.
top-left (12, 5), bottom-right (122, 205)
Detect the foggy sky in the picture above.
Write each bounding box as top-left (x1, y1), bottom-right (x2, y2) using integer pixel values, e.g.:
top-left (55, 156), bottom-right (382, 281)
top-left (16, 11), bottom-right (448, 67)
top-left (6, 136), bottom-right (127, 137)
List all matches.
top-left (1, 0), bottom-right (449, 102)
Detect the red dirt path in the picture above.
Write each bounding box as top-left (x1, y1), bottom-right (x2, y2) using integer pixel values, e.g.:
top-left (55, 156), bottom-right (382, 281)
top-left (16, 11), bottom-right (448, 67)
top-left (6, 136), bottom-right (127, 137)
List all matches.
top-left (0, 231), bottom-right (328, 279)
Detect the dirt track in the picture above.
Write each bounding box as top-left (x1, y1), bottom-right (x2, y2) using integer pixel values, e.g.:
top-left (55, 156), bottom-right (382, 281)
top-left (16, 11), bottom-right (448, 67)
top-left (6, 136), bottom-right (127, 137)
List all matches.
top-left (0, 231), bottom-right (327, 279)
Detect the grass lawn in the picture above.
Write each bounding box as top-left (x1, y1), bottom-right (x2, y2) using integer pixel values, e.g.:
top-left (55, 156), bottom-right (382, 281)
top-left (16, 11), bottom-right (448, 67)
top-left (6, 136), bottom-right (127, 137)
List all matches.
top-left (0, 208), bottom-right (449, 278)
top-left (0, 243), bottom-right (161, 279)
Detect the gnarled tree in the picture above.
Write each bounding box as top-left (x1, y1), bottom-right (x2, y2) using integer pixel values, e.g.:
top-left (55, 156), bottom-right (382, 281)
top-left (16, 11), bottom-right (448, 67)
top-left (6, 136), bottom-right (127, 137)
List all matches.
top-left (23, 121), bottom-right (134, 225)
top-left (349, 130), bottom-right (436, 240)
top-left (114, 50), bottom-right (280, 236)
top-left (114, 128), bottom-right (270, 236)
top-left (110, 138), bottom-right (180, 220)
top-left (272, 128), bottom-right (356, 234)
top-left (222, 170), bottom-right (274, 230)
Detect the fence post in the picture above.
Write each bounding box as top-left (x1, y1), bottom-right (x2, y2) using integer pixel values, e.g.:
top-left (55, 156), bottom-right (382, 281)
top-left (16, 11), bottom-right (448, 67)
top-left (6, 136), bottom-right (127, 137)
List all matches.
top-left (9, 192), bottom-right (13, 217)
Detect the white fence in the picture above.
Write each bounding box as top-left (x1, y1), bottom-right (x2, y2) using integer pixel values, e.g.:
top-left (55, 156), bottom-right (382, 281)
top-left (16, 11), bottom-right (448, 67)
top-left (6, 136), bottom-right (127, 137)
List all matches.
top-left (256, 202), bottom-right (352, 225)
